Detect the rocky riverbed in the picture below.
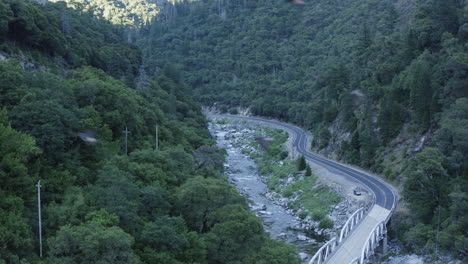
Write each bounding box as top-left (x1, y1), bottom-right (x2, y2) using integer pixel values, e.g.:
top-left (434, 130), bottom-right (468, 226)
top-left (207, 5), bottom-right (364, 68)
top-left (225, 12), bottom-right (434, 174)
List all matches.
top-left (208, 119), bottom-right (374, 261)
top-left (209, 121), bottom-right (318, 260)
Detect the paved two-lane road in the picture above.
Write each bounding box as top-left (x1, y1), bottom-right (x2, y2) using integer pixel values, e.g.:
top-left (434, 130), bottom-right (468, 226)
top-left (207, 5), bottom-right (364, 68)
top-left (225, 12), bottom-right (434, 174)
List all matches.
top-left (210, 114), bottom-right (396, 211)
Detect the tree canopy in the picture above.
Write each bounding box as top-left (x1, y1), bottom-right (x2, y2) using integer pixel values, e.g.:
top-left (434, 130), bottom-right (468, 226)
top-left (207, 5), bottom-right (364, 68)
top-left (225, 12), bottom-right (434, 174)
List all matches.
top-left (0, 1), bottom-right (300, 263)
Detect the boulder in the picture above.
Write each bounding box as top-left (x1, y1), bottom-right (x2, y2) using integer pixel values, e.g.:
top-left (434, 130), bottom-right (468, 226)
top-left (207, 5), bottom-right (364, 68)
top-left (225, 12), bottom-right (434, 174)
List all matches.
top-left (299, 253), bottom-right (309, 261)
top-left (297, 235), bottom-right (308, 241)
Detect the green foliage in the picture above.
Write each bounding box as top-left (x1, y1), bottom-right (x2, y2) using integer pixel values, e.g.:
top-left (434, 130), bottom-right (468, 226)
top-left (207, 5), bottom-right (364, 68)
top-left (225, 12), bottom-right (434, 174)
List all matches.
top-left (317, 127), bottom-right (331, 150)
top-left (403, 148), bottom-right (448, 221)
top-left (140, 0), bottom-right (466, 180)
top-left (305, 165), bottom-right (312, 176)
top-left (1, 0), bottom-right (142, 82)
top-left (285, 178), bottom-right (342, 217)
top-left (0, 0), bottom-right (465, 261)
top-left (311, 210), bottom-right (326, 222)
top-left (0, 62), bottom-right (27, 108)
top-left (253, 129), bottom-right (295, 189)
top-left (401, 146), bottom-right (468, 257)
top-left (89, 164), bottom-right (142, 232)
top-left (0, 1), bottom-right (302, 263)
top-left (0, 2), bottom-right (13, 41)
top-left (403, 223), bottom-right (435, 252)
top-left (175, 176), bottom-right (245, 233)
top-left (318, 217), bottom-right (334, 230)
top-left (5, 0), bottom-right (66, 54)
top-left (0, 108), bottom-right (40, 199)
top-left (251, 127), bottom-right (341, 226)
top-left (10, 99), bottom-right (79, 163)
top-left (435, 98), bottom-right (468, 175)
top-left (48, 218), bottom-right (140, 263)
top-left (85, 209), bottom-right (120, 227)
top-left (262, 160), bottom-right (294, 191)
top-left (407, 54), bottom-right (434, 130)
top-left (45, 187), bottom-right (89, 231)
top-left (244, 240), bottom-right (301, 264)
top-left (298, 210), bottom-right (308, 220)
top-left (0, 195), bottom-right (33, 261)
top-left (140, 216), bottom-right (188, 251)
top-left (378, 96), bottom-right (405, 143)
top-left (49, 0), bottom-right (160, 27)
top-left (297, 155), bottom-right (306, 171)
top-left (204, 204), bottom-right (265, 264)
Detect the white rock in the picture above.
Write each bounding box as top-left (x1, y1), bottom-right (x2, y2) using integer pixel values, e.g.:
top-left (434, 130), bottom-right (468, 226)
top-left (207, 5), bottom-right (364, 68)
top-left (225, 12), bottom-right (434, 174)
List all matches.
top-left (277, 233), bottom-right (287, 240)
top-left (299, 253), bottom-right (309, 261)
top-left (297, 235), bottom-right (308, 241)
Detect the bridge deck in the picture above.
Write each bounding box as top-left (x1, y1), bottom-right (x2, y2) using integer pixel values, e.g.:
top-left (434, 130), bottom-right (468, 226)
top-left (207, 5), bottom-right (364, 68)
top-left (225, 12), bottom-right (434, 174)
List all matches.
top-left (326, 205), bottom-right (390, 264)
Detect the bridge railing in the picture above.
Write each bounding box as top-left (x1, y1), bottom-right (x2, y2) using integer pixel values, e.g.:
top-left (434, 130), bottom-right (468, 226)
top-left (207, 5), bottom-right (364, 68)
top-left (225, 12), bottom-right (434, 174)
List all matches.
top-left (338, 208), bottom-right (365, 243)
top-left (341, 220), bottom-right (388, 264)
top-left (360, 220), bottom-right (387, 263)
top-left (308, 207), bottom-right (366, 264)
top-left (307, 237), bottom-right (337, 264)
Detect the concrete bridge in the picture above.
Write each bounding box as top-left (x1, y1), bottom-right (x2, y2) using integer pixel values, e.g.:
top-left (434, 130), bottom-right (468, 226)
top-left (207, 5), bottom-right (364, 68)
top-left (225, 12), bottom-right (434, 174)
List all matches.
top-left (210, 114), bottom-right (397, 264)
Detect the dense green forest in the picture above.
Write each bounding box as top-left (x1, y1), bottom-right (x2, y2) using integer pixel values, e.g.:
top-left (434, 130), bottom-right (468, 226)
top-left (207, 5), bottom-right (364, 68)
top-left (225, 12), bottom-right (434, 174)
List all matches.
top-left (0, 0), bottom-right (300, 263)
top-left (138, 0), bottom-right (467, 260)
top-left (1, 0), bottom-right (467, 262)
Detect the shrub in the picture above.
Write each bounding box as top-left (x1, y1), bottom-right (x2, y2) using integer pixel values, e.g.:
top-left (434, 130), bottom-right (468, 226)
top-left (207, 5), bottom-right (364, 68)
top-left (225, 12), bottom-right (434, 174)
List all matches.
top-left (279, 151), bottom-right (288, 160)
top-left (312, 210), bottom-right (325, 221)
top-left (298, 211), bottom-right (308, 219)
top-left (319, 217), bottom-right (334, 229)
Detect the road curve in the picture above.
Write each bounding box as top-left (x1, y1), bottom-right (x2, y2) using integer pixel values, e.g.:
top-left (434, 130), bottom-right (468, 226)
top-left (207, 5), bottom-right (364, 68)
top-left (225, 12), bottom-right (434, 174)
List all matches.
top-left (210, 114), bottom-right (397, 212)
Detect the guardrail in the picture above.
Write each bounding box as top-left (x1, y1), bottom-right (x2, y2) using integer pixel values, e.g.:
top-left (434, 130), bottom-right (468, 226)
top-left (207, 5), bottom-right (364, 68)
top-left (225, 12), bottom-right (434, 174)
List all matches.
top-left (308, 208), bottom-right (366, 264)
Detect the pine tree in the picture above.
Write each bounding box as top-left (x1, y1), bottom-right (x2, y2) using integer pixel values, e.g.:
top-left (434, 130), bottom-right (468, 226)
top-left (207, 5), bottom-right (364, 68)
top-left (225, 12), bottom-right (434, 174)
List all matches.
top-left (305, 165), bottom-right (312, 176)
top-left (408, 56), bottom-right (433, 130)
top-left (297, 155), bottom-right (306, 171)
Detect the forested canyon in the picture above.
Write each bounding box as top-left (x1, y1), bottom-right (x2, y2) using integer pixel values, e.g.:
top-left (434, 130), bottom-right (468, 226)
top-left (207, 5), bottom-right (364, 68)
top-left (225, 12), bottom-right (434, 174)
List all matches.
top-left (0, 0), bottom-right (466, 263)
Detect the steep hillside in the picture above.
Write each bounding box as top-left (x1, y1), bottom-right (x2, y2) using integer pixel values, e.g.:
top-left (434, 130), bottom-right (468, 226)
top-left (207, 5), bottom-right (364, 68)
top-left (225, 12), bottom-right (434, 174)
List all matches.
top-left (0, 1), bottom-right (300, 263)
top-left (139, 0), bottom-right (468, 260)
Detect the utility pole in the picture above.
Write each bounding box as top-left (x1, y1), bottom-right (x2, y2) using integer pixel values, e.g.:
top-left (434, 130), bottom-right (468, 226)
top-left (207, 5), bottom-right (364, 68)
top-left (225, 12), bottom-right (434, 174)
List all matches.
top-left (122, 127), bottom-right (130, 155)
top-left (36, 180), bottom-right (42, 258)
top-left (436, 205), bottom-right (441, 253)
top-left (155, 125), bottom-right (159, 150)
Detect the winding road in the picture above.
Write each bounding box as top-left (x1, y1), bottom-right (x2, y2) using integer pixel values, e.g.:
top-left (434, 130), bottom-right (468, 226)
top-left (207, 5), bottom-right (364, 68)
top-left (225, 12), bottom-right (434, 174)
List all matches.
top-left (210, 114), bottom-right (398, 263)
